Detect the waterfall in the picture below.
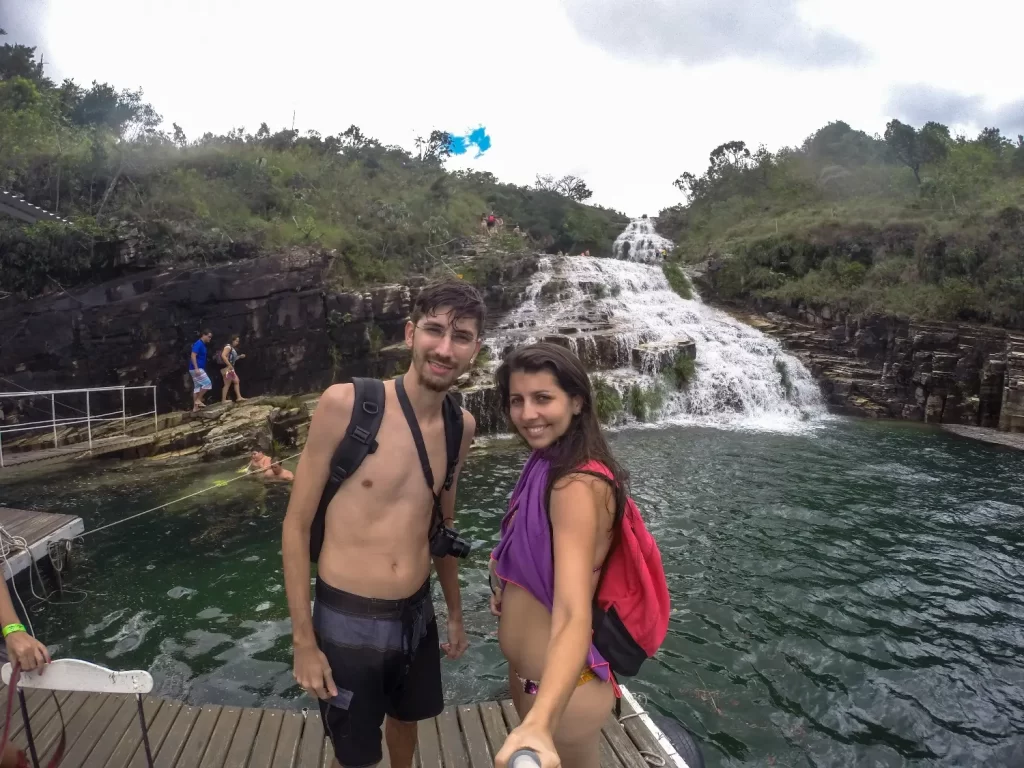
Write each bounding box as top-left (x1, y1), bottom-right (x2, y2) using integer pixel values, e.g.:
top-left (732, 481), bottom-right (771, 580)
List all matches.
top-left (612, 217), bottom-right (674, 263)
top-left (482, 237), bottom-right (827, 431)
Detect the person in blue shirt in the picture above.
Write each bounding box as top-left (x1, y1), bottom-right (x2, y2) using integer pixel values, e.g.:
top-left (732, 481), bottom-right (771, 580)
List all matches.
top-left (189, 329), bottom-right (214, 411)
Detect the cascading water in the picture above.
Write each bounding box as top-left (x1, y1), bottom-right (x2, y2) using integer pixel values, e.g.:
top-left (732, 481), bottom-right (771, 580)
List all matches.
top-left (482, 224), bottom-right (827, 431)
top-left (612, 217), bottom-right (675, 263)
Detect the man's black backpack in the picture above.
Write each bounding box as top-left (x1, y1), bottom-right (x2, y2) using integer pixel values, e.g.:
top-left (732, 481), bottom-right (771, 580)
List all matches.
top-left (309, 377), bottom-right (464, 562)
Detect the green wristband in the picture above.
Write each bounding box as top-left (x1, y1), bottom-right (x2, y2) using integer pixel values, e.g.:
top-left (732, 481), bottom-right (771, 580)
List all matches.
top-left (2, 623), bottom-right (26, 638)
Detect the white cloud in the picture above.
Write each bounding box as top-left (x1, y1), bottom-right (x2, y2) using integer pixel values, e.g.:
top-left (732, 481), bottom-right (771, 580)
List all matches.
top-left (3, 0), bottom-right (1022, 216)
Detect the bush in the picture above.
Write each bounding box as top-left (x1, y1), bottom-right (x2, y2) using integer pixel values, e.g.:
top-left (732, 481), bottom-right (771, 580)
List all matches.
top-left (668, 356), bottom-right (696, 390)
top-left (626, 383), bottom-right (664, 422)
top-left (592, 378), bottom-right (623, 423)
top-left (662, 262), bottom-right (693, 299)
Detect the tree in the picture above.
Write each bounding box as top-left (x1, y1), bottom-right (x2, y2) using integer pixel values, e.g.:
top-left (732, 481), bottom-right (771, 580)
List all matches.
top-left (0, 34), bottom-right (45, 82)
top-left (884, 119), bottom-right (948, 184)
top-left (976, 126), bottom-right (1011, 154)
top-left (414, 130), bottom-right (452, 164)
top-left (555, 175), bottom-right (593, 201)
top-left (172, 123), bottom-right (187, 148)
top-left (533, 173), bottom-right (593, 201)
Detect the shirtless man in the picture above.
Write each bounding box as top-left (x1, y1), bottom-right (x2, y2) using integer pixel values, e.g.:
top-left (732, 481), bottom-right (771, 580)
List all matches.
top-left (282, 281), bottom-right (485, 768)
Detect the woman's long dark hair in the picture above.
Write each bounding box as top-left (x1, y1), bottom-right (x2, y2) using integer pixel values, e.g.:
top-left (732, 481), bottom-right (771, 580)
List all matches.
top-left (495, 342), bottom-right (630, 529)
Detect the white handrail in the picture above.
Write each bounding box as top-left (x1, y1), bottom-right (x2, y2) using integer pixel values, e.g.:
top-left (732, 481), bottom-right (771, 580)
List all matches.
top-left (0, 385), bottom-right (159, 467)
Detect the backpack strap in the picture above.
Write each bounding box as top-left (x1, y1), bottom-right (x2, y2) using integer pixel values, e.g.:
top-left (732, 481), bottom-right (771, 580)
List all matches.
top-left (309, 378), bottom-right (385, 561)
top-left (442, 393), bottom-right (464, 492)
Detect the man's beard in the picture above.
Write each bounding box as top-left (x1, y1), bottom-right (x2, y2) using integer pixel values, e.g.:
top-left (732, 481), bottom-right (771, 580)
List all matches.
top-left (414, 352), bottom-right (461, 393)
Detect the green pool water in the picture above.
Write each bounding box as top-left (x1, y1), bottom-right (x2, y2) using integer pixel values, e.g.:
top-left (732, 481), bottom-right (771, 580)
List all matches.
top-left (1, 418), bottom-right (1022, 766)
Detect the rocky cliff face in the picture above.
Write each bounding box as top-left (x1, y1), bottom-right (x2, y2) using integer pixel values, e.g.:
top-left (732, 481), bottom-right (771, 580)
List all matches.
top-left (730, 296), bottom-right (1024, 431)
top-left (0, 245), bottom-right (537, 421)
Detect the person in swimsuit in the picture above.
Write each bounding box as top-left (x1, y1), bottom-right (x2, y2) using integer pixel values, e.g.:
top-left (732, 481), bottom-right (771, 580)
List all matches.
top-left (489, 342), bottom-right (626, 768)
top-left (282, 280), bottom-right (485, 768)
top-left (220, 334), bottom-right (246, 403)
top-left (249, 450), bottom-right (294, 482)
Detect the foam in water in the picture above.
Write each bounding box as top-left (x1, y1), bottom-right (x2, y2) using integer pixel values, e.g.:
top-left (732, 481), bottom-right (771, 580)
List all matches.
top-left (612, 217), bottom-right (674, 263)
top-left (483, 228), bottom-right (827, 432)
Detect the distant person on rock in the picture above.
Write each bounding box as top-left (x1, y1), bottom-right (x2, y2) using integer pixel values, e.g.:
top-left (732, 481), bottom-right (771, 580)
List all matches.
top-left (282, 280), bottom-right (485, 768)
top-left (487, 211), bottom-right (497, 236)
top-left (219, 335), bottom-right (247, 403)
top-left (480, 213), bottom-right (489, 234)
top-left (513, 224), bottom-right (521, 236)
top-left (189, 330), bottom-right (214, 412)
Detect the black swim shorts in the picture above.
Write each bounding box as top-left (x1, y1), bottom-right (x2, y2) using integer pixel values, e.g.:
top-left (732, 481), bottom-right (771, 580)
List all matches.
top-left (313, 577), bottom-right (443, 768)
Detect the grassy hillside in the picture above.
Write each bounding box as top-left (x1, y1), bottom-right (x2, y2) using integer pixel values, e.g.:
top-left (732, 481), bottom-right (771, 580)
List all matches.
top-left (0, 36), bottom-right (626, 297)
top-left (659, 121), bottom-right (1024, 328)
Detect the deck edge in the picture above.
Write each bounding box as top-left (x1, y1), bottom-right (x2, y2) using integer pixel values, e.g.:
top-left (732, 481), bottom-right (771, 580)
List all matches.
top-left (619, 686), bottom-right (691, 768)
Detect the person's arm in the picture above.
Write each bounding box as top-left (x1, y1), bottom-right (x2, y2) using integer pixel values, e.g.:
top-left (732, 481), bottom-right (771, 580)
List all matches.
top-left (0, 574), bottom-right (50, 671)
top-left (190, 349), bottom-right (198, 370)
top-left (495, 474), bottom-right (607, 768)
top-left (434, 409), bottom-right (476, 659)
top-left (222, 345), bottom-right (233, 370)
top-left (281, 383), bottom-right (353, 698)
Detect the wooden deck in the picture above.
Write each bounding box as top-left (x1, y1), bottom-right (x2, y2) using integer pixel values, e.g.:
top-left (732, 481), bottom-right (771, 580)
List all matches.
top-left (0, 506), bottom-right (85, 580)
top-left (0, 689), bottom-right (670, 768)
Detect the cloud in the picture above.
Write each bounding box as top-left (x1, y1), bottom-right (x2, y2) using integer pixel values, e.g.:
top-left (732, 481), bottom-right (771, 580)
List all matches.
top-left (560, 0), bottom-right (865, 68)
top-left (886, 84), bottom-right (1024, 135)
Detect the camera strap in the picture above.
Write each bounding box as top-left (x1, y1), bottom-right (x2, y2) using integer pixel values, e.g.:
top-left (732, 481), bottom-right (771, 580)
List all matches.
top-left (395, 375), bottom-right (447, 521)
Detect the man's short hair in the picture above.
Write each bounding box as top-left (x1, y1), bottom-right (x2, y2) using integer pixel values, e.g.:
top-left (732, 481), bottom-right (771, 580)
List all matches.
top-left (411, 280), bottom-right (487, 337)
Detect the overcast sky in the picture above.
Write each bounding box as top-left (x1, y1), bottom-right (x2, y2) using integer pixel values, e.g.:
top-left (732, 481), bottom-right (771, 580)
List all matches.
top-left (3, 0), bottom-right (1022, 216)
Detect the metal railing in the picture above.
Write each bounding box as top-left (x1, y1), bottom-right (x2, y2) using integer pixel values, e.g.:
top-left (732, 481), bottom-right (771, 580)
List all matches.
top-left (0, 385), bottom-right (158, 468)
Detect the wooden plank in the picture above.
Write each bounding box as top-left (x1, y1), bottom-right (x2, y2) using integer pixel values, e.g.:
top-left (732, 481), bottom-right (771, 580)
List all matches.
top-left (19, 690), bottom-right (88, 759)
top-left (294, 711), bottom-right (325, 768)
top-left (499, 700), bottom-right (521, 730)
top-left (598, 731), bottom-right (622, 768)
top-left (224, 708), bottom-right (264, 768)
top-left (9, 688), bottom-right (70, 742)
top-left (616, 698), bottom-right (673, 768)
top-left (174, 705), bottom-right (222, 767)
top-left (74, 695), bottom-right (142, 768)
top-left (477, 701), bottom-right (509, 758)
top-left (223, 708), bottom-right (264, 768)
top-left (601, 719), bottom-right (649, 768)
top-left (38, 691), bottom-right (108, 764)
top-left (247, 708), bottom-right (284, 768)
top-left (105, 696), bottom-right (164, 768)
top-left (61, 693), bottom-right (128, 766)
top-left (458, 705), bottom-right (493, 768)
top-left (198, 706), bottom-right (242, 768)
top-left (128, 699), bottom-right (185, 768)
top-left (417, 717), bottom-right (443, 768)
top-left (153, 703), bottom-right (200, 768)
top-left (5, 686), bottom-right (47, 738)
top-left (437, 706), bottom-right (469, 768)
top-left (270, 710), bottom-right (303, 768)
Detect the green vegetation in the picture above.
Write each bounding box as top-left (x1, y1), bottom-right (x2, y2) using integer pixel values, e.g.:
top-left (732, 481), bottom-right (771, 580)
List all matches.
top-left (0, 38), bottom-right (627, 297)
top-left (592, 377), bottom-right (623, 424)
top-left (662, 262), bottom-right (694, 300)
top-left (660, 120), bottom-right (1024, 328)
top-left (626, 383), bottom-right (665, 422)
top-left (668, 355), bottom-right (697, 390)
